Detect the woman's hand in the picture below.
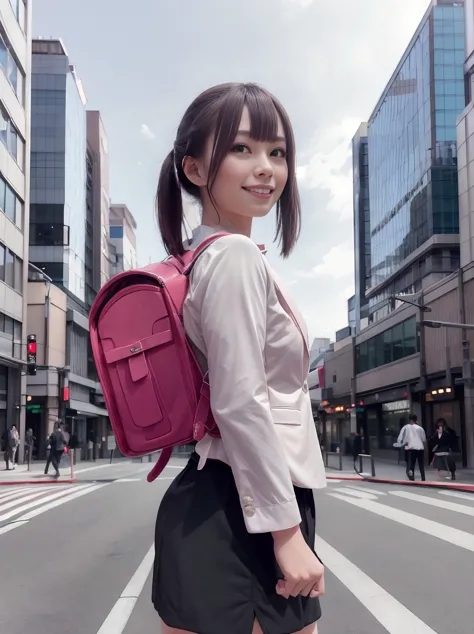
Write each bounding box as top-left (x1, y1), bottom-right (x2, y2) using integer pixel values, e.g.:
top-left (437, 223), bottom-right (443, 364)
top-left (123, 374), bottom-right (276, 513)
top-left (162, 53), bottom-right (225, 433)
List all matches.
top-left (272, 525), bottom-right (325, 599)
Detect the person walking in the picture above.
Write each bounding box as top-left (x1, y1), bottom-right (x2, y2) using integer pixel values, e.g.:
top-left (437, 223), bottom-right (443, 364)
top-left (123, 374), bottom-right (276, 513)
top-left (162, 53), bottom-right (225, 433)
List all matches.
top-left (44, 424), bottom-right (66, 478)
top-left (431, 418), bottom-right (456, 481)
top-left (397, 414), bottom-right (426, 481)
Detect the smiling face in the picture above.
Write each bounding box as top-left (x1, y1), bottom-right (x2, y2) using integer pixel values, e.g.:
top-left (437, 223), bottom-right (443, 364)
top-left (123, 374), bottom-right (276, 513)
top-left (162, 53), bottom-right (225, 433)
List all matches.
top-left (173, 83), bottom-right (300, 254)
top-left (199, 107), bottom-right (288, 229)
top-left (183, 107), bottom-right (289, 233)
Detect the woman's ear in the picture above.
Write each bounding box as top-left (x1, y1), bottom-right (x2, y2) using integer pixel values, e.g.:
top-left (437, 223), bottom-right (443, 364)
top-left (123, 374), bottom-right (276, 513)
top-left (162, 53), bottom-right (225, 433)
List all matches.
top-left (182, 156), bottom-right (207, 187)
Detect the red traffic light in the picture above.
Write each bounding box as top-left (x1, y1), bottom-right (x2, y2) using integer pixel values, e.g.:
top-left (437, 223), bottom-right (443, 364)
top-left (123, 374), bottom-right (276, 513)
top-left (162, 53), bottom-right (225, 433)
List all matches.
top-left (27, 342), bottom-right (36, 354)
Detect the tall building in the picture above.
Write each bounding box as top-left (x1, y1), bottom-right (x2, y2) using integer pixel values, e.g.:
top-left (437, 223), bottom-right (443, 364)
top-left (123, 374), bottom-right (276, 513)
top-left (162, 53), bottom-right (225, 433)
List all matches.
top-left (28, 38), bottom-right (108, 457)
top-left (30, 38), bottom-right (87, 303)
top-left (0, 1), bottom-right (31, 447)
top-left (86, 111), bottom-right (113, 304)
top-left (320, 0), bottom-right (474, 469)
top-left (109, 203), bottom-right (137, 273)
top-left (458, 0), bottom-right (474, 265)
top-left (352, 123), bottom-right (370, 332)
top-left (366, 0), bottom-right (465, 324)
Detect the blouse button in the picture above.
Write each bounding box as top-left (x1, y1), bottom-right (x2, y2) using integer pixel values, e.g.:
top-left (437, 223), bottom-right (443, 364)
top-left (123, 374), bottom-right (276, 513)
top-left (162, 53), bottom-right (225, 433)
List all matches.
top-left (242, 496), bottom-right (256, 517)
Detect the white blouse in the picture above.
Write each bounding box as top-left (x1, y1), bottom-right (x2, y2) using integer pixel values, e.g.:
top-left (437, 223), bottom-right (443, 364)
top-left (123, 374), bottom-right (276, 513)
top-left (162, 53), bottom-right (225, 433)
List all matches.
top-left (183, 225), bottom-right (326, 534)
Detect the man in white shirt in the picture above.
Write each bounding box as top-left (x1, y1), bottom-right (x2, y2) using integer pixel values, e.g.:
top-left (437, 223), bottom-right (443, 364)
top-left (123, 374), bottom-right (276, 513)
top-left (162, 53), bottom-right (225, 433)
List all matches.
top-left (397, 414), bottom-right (426, 481)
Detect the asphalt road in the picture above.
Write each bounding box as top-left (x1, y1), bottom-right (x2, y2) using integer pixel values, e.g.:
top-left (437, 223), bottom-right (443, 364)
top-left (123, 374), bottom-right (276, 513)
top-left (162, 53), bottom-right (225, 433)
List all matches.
top-left (0, 457), bottom-right (473, 634)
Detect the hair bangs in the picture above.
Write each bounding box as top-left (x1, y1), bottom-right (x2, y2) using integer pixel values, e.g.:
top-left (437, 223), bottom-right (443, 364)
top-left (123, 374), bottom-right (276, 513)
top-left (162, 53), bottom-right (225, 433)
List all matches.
top-left (244, 84), bottom-right (281, 143)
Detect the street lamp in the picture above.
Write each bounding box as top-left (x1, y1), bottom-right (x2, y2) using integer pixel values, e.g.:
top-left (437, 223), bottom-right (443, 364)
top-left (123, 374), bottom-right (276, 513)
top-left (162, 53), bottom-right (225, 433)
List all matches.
top-left (393, 294), bottom-right (432, 312)
top-left (422, 319), bottom-right (474, 331)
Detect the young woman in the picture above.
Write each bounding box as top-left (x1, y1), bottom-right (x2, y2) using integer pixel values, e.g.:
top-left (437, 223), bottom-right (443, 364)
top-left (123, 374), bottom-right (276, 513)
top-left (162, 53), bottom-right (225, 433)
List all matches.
top-left (430, 418), bottom-right (456, 481)
top-left (152, 82), bottom-right (327, 634)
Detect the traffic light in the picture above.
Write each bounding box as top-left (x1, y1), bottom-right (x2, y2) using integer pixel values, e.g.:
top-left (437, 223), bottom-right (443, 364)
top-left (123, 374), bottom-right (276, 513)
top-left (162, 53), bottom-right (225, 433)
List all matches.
top-left (27, 334), bottom-right (37, 376)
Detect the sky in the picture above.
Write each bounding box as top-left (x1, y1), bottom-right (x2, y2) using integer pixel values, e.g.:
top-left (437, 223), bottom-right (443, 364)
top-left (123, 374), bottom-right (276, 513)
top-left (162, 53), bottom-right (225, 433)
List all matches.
top-left (33, 0), bottom-right (430, 341)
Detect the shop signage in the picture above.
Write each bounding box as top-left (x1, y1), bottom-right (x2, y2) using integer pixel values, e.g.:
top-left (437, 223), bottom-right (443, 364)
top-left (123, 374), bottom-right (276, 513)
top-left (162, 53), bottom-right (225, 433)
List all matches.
top-left (382, 400), bottom-right (410, 412)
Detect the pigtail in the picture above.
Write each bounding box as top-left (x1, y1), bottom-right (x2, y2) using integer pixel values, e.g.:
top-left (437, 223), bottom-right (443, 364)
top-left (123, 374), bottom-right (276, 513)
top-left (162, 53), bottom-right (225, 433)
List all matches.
top-left (156, 150), bottom-right (185, 257)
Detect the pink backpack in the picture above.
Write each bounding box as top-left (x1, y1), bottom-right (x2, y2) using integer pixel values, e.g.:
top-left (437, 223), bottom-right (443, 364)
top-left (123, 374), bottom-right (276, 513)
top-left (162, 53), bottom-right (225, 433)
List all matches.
top-left (89, 233), bottom-right (227, 482)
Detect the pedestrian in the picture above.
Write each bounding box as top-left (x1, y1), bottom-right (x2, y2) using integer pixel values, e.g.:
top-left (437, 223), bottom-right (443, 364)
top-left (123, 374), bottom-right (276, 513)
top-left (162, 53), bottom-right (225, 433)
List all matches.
top-left (397, 414), bottom-right (426, 481)
top-left (430, 418), bottom-right (456, 481)
top-left (44, 424), bottom-right (66, 478)
top-left (24, 428), bottom-right (35, 466)
top-left (151, 83), bottom-right (326, 634)
top-left (2, 424), bottom-right (20, 470)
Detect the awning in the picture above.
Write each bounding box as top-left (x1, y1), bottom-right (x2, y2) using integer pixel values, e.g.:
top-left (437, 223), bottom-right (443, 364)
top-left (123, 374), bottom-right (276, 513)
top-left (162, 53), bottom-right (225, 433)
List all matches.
top-left (69, 399), bottom-right (108, 418)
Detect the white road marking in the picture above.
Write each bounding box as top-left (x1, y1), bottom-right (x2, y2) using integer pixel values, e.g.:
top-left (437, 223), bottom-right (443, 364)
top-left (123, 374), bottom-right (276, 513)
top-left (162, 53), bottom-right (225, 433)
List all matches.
top-left (96, 544), bottom-right (155, 634)
top-left (0, 486), bottom-right (36, 501)
top-left (328, 493), bottom-right (474, 552)
top-left (114, 478), bottom-right (142, 483)
top-left (325, 479), bottom-right (342, 484)
top-left (20, 483), bottom-right (108, 520)
top-left (0, 485), bottom-right (92, 523)
top-left (334, 488), bottom-right (379, 501)
top-left (317, 538), bottom-right (438, 633)
top-left (390, 490), bottom-right (474, 517)
top-left (0, 520), bottom-right (28, 536)
top-left (345, 485), bottom-right (387, 496)
top-left (73, 463), bottom-right (131, 475)
top-left (0, 486), bottom-right (69, 513)
top-left (440, 490), bottom-right (474, 502)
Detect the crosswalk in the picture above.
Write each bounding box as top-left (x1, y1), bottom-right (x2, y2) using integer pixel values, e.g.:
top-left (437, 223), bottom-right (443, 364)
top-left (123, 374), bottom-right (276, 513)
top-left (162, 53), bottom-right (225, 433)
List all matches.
top-left (0, 483), bottom-right (108, 536)
top-left (314, 482), bottom-right (474, 633)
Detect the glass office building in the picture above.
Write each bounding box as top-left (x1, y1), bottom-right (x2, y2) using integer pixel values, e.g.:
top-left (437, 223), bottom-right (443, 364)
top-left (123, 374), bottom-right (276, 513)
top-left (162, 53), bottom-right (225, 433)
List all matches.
top-left (367, 2), bottom-right (465, 322)
top-left (352, 123), bottom-right (370, 332)
top-left (30, 39), bottom-right (87, 303)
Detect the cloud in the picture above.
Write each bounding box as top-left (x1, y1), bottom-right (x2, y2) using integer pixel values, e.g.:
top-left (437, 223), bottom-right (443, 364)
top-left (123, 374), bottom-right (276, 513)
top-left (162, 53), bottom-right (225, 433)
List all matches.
top-left (297, 242), bottom-right (354, 280)
top-left (297, 118), bottom-right (361, 221)
top-left (283, 0), bottom-right (314, 6)
top-left (140, 124), bottom-right (156, 141)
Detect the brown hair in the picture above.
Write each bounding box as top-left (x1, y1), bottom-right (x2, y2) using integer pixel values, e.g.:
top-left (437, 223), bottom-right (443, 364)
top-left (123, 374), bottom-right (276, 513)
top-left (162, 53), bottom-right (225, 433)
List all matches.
top-left (156, 82), bottom-right (301, 257)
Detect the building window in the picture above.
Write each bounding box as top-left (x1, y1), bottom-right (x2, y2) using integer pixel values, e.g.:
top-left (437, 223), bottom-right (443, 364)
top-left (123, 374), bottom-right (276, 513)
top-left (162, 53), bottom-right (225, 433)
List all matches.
top-left (8, 0), bottom-right (26, 32)
top-left (13, 254), bottom-right (21, 292)
top-left (110, 225), bottom-right (124, 239)
top-left (356, 317), bottom-right (418, 373)
top-left (5, 249), bottom-right (14, 287)
top-left (0, 104), bottom-right (25, 168)
top-left (30, 223), bottom-right (69, 246)
top-left (0, 174), bottom-right (23, 230)
top-left (0, 33), bottom-right (25, 104)
top-left (0, 244), bottom-right (22, 293)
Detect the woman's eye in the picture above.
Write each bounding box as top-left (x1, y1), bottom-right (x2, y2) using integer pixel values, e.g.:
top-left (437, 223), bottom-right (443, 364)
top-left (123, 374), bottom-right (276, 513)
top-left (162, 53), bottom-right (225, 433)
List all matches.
top-left (231, 144), bottom-right (250, 153)
top-left (271, 148), bottom-right (286, 158)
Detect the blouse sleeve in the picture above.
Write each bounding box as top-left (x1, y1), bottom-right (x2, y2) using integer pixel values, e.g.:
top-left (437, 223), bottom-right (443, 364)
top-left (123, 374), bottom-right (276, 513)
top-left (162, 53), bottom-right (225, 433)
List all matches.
top-left (192, 234), bottom-right (301, 534)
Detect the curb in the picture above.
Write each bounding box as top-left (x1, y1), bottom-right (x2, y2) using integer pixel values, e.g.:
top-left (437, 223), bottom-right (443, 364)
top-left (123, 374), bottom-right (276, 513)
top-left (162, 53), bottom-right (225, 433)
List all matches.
top-left (0, 477), bottom-right (77, 486)
top-left (325, 474), bottom-right (474, 493)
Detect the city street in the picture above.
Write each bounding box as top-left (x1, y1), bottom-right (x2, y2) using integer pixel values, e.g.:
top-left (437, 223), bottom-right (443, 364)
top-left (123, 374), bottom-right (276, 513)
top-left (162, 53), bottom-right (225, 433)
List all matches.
top-left (0, 457), bottom-right (472, 634)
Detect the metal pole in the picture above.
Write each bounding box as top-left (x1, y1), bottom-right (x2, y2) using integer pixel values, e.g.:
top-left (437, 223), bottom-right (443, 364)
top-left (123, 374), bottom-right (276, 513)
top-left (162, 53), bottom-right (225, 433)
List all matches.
top-left (421, 319), bottom-right (474, 330)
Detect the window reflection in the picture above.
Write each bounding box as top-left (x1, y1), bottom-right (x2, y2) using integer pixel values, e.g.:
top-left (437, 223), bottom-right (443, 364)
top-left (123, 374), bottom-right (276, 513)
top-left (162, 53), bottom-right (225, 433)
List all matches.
top-left (0, 104), bottom-right (25, 168)
top-left (0, 33), bottom-right (25, 104)
top-left (367, 6), bottom-right (464, 295)
top-left (356, 317), bottom-right (419, 374)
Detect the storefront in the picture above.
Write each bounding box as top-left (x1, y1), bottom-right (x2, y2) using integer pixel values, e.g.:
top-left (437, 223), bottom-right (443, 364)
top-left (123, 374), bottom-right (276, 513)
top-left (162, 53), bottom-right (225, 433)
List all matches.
top-left (320, 399), bottom-right (351, 453)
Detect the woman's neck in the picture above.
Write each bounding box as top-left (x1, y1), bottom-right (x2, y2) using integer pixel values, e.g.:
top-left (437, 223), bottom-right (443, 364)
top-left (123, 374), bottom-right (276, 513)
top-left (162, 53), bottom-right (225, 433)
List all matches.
top-left (201, 209), bottom-right (252, 238)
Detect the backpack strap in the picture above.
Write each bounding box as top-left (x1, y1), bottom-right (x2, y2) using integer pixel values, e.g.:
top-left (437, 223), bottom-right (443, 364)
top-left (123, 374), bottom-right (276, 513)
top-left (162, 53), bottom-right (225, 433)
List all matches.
top-left (147, 447), bottom-right (173, 483)
top-left (183, 232), bottom-right (229, 276)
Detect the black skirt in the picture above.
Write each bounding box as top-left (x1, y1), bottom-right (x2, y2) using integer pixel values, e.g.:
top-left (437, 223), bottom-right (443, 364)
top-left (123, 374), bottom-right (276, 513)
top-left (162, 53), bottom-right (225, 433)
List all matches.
top-left (152, 453), bottom-right (321, 634)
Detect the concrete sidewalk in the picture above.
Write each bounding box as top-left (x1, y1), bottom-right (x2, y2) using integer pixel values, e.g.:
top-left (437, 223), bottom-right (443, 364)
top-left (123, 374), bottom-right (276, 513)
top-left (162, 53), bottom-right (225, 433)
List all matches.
top-left (0, 458), bottom-right (126, 485)
top-left (325, 454), bottom-right (474, 492)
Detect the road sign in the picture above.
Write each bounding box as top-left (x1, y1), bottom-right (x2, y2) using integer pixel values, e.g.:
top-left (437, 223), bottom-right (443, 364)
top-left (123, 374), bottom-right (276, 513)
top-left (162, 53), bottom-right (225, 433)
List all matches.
top-left (107, 435), bottom-right (116, 451)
